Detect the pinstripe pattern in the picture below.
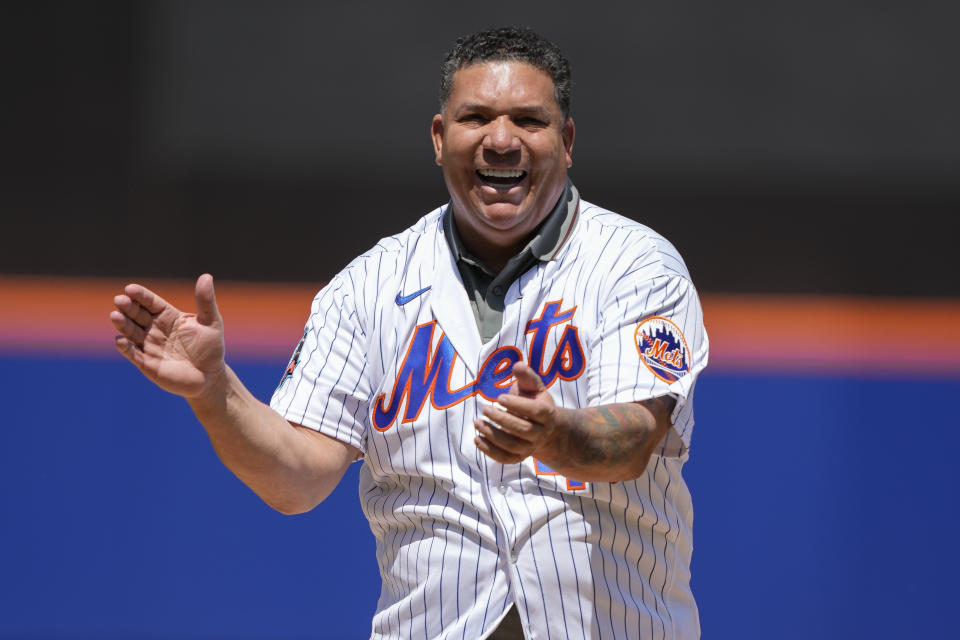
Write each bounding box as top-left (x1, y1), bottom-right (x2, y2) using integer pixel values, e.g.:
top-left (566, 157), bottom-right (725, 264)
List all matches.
top-left (270, 199), bottom-right (708, 639)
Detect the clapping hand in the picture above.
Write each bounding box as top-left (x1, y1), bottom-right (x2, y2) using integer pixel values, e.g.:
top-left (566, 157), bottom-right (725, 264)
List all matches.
top-left (110, 274), bottom-right (226, 399)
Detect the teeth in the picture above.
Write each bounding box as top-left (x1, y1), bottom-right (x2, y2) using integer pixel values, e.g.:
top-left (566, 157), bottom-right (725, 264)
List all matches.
top-left (478, 168), bottom-right (525, 178)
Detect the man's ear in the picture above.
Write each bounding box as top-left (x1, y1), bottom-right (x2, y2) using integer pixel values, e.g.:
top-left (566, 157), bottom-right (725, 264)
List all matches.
top-left (562, 117), bottom-right (575, 168)
top-left (431, 114), bottom-right (444, 165)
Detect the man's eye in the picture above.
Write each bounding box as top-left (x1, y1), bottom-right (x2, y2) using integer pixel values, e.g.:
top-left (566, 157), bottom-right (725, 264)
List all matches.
top-left (515, 117), bottom-right (546, 128)
top-left (459, 114), bottom-right (487, 124)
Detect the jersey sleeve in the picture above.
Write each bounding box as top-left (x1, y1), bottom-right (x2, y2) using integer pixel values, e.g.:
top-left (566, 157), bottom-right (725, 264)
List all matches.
top-left (586, 268), bottom-right (709, 457)
top-left (269, 274), bottom-right (372, 456)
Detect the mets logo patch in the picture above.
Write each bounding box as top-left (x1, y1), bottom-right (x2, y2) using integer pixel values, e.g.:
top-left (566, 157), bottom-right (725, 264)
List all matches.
top-left (634, 316), bottom-right (691, 383)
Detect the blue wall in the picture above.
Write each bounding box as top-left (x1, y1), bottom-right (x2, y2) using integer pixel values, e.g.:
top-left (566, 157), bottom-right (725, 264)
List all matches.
top-left (685, 372), bottom-right (959, 639)
top-left (1, 355), bottom-right (957, 638)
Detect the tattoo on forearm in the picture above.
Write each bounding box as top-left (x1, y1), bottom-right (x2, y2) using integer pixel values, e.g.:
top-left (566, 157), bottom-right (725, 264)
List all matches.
top-left (559, 396), bottom-right (676, 470)
top-left (561, 405), bottom-right (643, 467)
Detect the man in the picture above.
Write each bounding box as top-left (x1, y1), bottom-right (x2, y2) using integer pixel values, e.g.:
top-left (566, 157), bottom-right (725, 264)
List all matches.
top-left (110, 27), bottom-right (708, 639)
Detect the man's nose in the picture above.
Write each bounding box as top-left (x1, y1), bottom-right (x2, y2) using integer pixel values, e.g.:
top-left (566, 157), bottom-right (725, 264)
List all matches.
top-left (483, 117), bottom-right (521, 154)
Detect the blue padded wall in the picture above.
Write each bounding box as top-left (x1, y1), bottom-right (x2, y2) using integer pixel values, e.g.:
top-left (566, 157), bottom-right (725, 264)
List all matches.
top-left (1, 356), bottom-right (957, 638)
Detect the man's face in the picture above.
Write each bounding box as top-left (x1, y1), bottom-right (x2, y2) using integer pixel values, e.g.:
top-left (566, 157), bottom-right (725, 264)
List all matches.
top-left (431, 61), bottom-right (574, 255)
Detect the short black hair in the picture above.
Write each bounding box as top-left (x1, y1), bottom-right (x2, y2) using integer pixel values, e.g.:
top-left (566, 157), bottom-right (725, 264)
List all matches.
top-left (439, 26), bottom-right (572, 118)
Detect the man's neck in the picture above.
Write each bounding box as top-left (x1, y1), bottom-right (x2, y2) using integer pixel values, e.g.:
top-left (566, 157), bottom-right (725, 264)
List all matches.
top-left (455, 230), bottom-right (526, 274)
top-left (447, 181), bottom-right (575, 275)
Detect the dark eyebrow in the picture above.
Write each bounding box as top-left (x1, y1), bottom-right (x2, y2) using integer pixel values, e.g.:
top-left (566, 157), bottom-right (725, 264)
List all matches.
top-left (456, 104), bottom-right (552, 119)
top-left (511, 106), bottom-right (552, 119)
top-left (454, 104), bottom-right (487, 115)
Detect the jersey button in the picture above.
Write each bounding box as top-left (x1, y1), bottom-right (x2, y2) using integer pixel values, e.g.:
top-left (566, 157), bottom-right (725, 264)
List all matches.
top-left (510, 550), bottom-right (519, 564)
top-left (498, 483), bottom-right (507, 494)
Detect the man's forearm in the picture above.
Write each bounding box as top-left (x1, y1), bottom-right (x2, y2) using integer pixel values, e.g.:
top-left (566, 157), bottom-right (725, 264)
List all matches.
top-left (541, 397), bottom-right (675, 483)
top-left (186, 365), bottom-right (353, 514)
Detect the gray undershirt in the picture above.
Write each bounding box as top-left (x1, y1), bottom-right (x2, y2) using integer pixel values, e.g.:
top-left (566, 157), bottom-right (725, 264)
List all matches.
top-left (443, 180), bottom-right (579, 343)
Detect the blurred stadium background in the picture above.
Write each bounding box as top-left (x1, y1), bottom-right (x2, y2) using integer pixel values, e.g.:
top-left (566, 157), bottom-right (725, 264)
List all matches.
top-left (2, 2), bottom-right (958, 638)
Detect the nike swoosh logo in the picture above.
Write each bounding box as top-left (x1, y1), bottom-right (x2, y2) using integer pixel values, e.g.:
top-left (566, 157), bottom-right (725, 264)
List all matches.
top-left (395, 286), bottom-right (431, 305)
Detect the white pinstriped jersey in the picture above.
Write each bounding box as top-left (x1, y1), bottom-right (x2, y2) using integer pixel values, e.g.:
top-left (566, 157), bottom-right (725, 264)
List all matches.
top-left (270, 197), bottom-right (708, 639)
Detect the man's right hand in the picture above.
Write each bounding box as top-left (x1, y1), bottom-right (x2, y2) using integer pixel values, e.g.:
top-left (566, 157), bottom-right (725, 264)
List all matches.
top-left (110, 273), bottom-right (226, 399)
top-left (109, 272), bottom-right (357, 514)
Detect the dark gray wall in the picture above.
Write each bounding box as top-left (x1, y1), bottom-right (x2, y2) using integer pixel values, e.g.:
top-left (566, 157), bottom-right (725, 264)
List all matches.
top-left (4, 1), bottom-right (958, 294)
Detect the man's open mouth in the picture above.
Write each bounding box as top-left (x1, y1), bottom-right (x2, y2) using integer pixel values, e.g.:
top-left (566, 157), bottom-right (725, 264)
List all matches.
top-left (477, 168), bottom-right (527, 188)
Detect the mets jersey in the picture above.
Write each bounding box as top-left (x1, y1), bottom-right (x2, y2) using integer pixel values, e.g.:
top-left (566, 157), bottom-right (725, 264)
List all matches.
top-left (270, 195), bottom-right (709, 639)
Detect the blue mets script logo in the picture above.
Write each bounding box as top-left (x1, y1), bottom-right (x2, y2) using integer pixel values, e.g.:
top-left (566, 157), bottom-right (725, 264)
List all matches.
top-left (372, 300), bottom-right (585, 431)
top-left (634, 316), bottom-right (690, 383)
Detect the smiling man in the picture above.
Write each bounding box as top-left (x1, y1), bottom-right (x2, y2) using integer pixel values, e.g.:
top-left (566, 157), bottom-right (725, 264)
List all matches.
top-left (111, 27), bottom-right (708, 639)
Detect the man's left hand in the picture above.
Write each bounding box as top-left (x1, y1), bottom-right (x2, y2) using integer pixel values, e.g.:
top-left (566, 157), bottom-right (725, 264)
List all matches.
top-left (474, 362), bottom-right (563, 464)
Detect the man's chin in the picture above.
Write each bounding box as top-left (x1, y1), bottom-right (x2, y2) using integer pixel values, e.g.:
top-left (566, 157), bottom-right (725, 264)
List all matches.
top-left (472, 195), bottom-right (529, 220)
top-left (477, 206), bottom-right (531, 232)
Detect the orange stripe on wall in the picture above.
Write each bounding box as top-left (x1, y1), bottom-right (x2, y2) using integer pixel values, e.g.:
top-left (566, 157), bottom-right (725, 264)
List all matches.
top-left (0, 276), bottom-right (315, 363)
top-left (704, 295), bottom-right (960, 375)
top-left (1, 276), bottom-right (959, 374)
